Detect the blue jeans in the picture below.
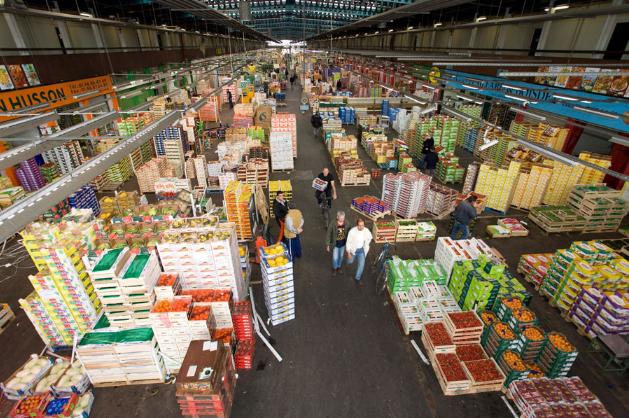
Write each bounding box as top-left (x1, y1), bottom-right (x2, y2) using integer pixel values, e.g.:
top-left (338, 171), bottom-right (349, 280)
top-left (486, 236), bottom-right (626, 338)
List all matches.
top-left (419, 154), bottom-right (428, 169)
top-left (450, 221), bottom-right (470, 240)
top-left (287, 235), bottom-right (302, 259)
top-left (346, 248), bottom-right (365, 281)
top-left (332, 246), bottom-right (345, 269)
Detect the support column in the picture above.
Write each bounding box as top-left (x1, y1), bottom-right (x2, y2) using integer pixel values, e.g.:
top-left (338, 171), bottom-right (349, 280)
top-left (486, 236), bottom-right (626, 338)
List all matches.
top-left (118, 28), bottom-right (128, 53)
top-left (593, 0), bottom-right (623, 58)
top-left (469, 28), bottom-right (478, 49)
top-left (52, 3), bottom-right (73, 54)
top-left (429, 30), bottom-right (436, 48)
top-left (4, 14), bottom-right (29, 56)
top-left (447, 31), bottom-right (453, 48)
top-left (91, 23), bottom-right (105, 49)
top-left (137, 30), bottom-right (146, 51)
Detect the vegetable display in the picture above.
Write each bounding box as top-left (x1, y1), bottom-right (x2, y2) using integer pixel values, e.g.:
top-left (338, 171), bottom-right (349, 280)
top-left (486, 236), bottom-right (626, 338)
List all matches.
top-left (448, 312), bottom-right (482, 329)
top-left (464, 359), bottom-right (503, 382)
top-left (424, 322), bottom-right (453, 347)
top-left (456, 344), bottom-right (486, 362)
top-left (436, 353), bottom-right (467, 382)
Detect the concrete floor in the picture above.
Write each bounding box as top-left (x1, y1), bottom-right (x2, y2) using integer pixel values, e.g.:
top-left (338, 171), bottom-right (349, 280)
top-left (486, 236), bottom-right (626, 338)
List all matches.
top-left (1, 84), bottom-right (628, 417)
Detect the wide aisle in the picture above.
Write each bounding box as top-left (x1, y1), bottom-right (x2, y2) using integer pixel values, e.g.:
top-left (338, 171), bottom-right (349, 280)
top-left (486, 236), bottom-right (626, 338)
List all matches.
top-left (231, 85), bottom-right (507, 417)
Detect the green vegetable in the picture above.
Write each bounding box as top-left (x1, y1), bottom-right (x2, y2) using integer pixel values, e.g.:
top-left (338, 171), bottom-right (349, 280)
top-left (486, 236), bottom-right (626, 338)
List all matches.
top-left (113, 242), bottom-right (127, 249)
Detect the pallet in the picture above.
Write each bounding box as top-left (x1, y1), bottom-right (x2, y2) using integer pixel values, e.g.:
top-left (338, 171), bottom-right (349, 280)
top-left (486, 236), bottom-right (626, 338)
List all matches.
top-left (340, 181), bottom-right (370, 187)
top-left (484, 208), bottom-right (508, 216)
top-left (582, 227), bottom-right (619, 234)
top-left (509, 205), bottom-right (531, 212)
top-left (435, 177), bottom-right (463, 185)
top-left (100, 182), bottom-right (123, 191)
top-left (92, 378), bottom-right (164, 388)
top-left (427, 210), bottom-right (453, 220)
top-left (430, 352), bottom-right (472, 396)
top-left (0, 304), bottom-right (16, 334)
top-left (350, 206), bottom-right (391, 222)
top-left (271, 168), bottom-right (294, 173)
top-left (461, 359), bottom-right (506, 393)
top-left (415, 237), bottom-right (436, 242)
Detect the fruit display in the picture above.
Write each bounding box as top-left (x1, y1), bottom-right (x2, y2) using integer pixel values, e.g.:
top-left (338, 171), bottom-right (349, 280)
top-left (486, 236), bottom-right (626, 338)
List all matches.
top-left (260, 243), bottom-right (295, 326)
top-left (423, 322), bottom-right (454, 350)
top-left (444, 311), bottom-right (483, 345)
top-left (381, 172), bottom-right (431, 218)
top-left (508, 378), bottom-right (613, 418)
top-left (455, 344), bottom-right (486, 362)
top-left (463, 359), bottom-right (504, 383)
top-left (436, 353), bottom-right (468, 382)
top-left (352, 195), bottom-right (390, 216)
top-left (10, 393), bottom-right (49, 416)
top-left (388, 259), bottom-right (448, 290)
top-left (224, 181), bottom-right (254, 240)
top-left (392, 281), bottom-right (461, 332)
top-left (1, 355), bottom-right (53, 400)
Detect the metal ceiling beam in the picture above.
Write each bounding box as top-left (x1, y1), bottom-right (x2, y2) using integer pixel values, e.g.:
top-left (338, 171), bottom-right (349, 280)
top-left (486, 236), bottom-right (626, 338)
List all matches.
top-left (0, 112), bottom-right (120, 172)
top-left (0, 113), bottom-right (59, 137)
top-left (0, 111), bottom-right (181, 243)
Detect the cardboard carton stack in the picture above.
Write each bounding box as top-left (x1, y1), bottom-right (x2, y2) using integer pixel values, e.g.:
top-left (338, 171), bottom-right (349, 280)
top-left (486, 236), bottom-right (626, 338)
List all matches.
top-left (260, 243), bottom-right (295, 326)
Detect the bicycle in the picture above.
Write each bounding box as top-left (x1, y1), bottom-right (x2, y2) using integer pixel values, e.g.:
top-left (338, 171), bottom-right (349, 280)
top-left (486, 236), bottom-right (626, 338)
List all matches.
top-left (321, 195), bottom-right (332, 229)
top-left (372, 239), bottom-right (396, 295)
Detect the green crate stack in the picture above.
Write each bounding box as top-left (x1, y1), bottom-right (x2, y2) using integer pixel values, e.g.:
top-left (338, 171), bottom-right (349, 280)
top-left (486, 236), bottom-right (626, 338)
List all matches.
top-left (398, 152), bottom-right (414, 173)
top-left (40, 162), bottom-right (59, 184)
top-left (438, 118), bottom-right (459, 154)
top-left (494, 271), bottom-right (532, 307)
top-left (387, 258), bottom-right (448, 291)
top-left (248, 127), bottom-right (266, 141)
top-left (514, 325), bottom-right (547, 363)
top-left (482, 322), bottom-right (521, 360)
top-left (105, 156), bottom-right (133, 183)
top-left (537, 332), bottom-right (578, 378)
top-left (448, 257), bottom-right (503, 312)
top-left (507, 308), bottom-right (538, 331)
top-left (497, 350), bottom-right (530, 388)
top-left (140, 142), bottom-right (152, 164)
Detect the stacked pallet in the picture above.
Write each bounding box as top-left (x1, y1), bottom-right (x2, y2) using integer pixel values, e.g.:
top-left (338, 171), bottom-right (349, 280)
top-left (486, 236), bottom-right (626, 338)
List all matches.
top-left (67, 186), bottom-right (100, 216)
top-left (225, 181), bottom-right (254, 241)
top-left (566, 184), bottom-right (629, 233)
top-left (510, 164), bottom-right (553, 210)
top-left (176, 341), bottom-right (236, 418)
top-left (335, 156), bottom-right (371, 186)
top-left (271, 113), bottom-right (297, 158)
top-left (89, 250), bottom-right (160, 328)
top-left (237, 158), bottom-right (268, 187)
top-left (578, 152), bottom-right (611, 184)
top-left (16, 158), bottom-right (46, 191)
top-left (269, 180), bottom-right (292, 218)
top-left (0, 303), bottom-right (15, 335)
top-left (528, 205), bottom-right (585, 233)
top-left (42, 141), bottom-right (84, 175)
top-left (269, 132), bottom-right (294, 171)
top-left (260, 243), bottom-right (295, 326)
top-left (136, 157), bottom-right (168, 193)
top-left (426, 183), bottom-right (458, 218)
top-left (105, 156), bottom-right (133, 184)
top-left (194, 156), bottom-right (208, 188)
top-left (77, 328), bottom-right (166, 386)
top-left (543, 160), bottom-right (585, 205)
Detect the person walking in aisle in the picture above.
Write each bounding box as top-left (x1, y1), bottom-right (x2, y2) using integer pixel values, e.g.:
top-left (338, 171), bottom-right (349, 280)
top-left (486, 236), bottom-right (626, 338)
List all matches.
top-left (345, 219), bottom-right (373, 285)
top-left (419, 133), bottom-right (434, 169)
top-left (311, 111), bottom-right (323, 138)
top-left (315, 167), bottom-right (337, 208)
top-left (227, 90), bottom-right (233, 109)
top-left (451, 196), bottom-right (480, 241)
top-left (326, 211), bottom-right (348, 276)
top-left (272, 191), bottom-right (289, 229)
top-left (284, 201), bottom-right (303, 259)
top-left (424, 147), bottom-right (439, 177)
top-left (289, 75), bottom-right (294, 90)
top-left (336, 78), bottom-right (342, 92)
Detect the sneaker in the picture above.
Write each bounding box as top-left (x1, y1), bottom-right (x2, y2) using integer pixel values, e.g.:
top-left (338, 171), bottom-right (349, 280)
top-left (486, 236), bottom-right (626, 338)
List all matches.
top-left (332, 268), bottom-right (337, 277)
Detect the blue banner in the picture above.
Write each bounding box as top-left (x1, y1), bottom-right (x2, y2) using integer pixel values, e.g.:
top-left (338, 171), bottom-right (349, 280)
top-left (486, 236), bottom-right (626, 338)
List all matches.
top-left (445, 70), bottom-right (629, 133)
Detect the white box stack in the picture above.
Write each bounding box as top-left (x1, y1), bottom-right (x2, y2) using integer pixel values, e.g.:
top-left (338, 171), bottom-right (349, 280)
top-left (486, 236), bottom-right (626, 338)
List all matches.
top-left (392, 282), bottom-right (462, 332)
top-left (260, 243), bottom-right (295, 326)
top-left (434, 237), bottom-right (494, 278)
top-left (269, 132), bottom-right (294, 171)
top-left (193, 156), bottom-right (208, 188)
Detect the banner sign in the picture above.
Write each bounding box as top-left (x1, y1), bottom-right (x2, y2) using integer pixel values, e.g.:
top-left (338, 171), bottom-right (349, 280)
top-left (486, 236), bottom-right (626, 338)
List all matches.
top-left (445, 70), bottom-right (629, 133)
top-left (0, 75), bottom-right (113, 121)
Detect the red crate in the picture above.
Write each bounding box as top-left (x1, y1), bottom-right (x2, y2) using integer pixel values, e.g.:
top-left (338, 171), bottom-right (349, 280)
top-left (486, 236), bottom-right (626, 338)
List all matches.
top-left (371, 168), bottom-right (381, 179)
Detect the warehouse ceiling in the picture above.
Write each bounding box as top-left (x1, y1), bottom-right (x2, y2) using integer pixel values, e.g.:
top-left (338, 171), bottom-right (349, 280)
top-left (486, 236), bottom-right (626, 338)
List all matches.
top-left (17, 0), bottom-right (613, 41)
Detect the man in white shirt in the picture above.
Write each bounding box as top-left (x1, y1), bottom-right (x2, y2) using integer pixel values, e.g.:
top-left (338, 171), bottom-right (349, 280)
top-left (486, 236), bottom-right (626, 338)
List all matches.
top-left (345, 218), bottom-right (373, 285)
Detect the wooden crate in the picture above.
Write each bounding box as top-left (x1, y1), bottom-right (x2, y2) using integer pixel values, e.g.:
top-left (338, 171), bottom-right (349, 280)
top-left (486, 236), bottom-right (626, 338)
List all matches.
top-left (421, 327), bottom-right (456, 358)
top-left (395, 219), bottom-right (417, 242)
top-left (0, 303), bottom-right (15, 334)
top-left (461, 359), bottom-right (506, 393)
top-left (372, 221), bottom-right (396, 244)
top-left (443, 311), bottom-right (484, 345)
top-left (431, 353), bottom-right (472, 396)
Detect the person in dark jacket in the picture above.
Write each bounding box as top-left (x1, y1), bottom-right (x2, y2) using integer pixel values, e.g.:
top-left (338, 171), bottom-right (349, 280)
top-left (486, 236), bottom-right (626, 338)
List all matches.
top-left (227, 90), bottom-right (233, 109)
top-left (336, 79), bottom-right (342, 91)
top-left (424, 147), bottom-right (439, 177)
top-left (419, 133), bottom-right (434, 169)
top-left (311, 112), bottom-right (323, 137)
top-left (451, 196), bottom-right (480, 240)
top-left (325, 211), bottom-right (348, 276)
top-left (272, 191), bottom-right (289, 229)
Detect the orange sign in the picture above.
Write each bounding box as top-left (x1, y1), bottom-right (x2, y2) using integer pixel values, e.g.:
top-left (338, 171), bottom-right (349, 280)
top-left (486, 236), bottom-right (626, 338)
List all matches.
top-left (0, 75), bottom-right (113, 121)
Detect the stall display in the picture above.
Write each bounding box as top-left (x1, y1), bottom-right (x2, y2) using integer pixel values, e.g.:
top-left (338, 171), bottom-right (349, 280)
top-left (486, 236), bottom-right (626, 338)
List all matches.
top-left (351, 195), bottom-right (390, 219)
top-left (528, 205), bottom-right (586, 233)
top-left (578, 152), bottom-right (611, 184)
top-left (224, 181), bottom-right (254, 241)
top-left (260, 243), bottom-right (295, 326)
top-left (42, 141), bottom-right (85, 175)
top-left (334, 153), bottom-right (371, 186)
top-left (237, 158), bottom-right (269, 188)
top-left (434, 237), bottom-right (495, 276)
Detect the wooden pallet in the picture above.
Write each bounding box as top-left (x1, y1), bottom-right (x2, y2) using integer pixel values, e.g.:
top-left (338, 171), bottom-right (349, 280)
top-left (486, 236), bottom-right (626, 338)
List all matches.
top-left (415, 237), bottom-right (436, 242)
top-left (350, 206), bottom-right (391, 222)
top-left (427, 210), bottom-right (453, 220)
top-left (0, 304), bottom-right (15, 335)
top-left (421, 328), bottom-right (456, 356)
top-left (435, 177), bottom-right (463, 185)
top-left (271, 168), bottom-right (294, 173)
top-left (430, 352), bottom-right (472, 396)
top-left (100, 182), bottom-right (123, 191)
top-left (340, 181), bottom-right (371, 187)
top-left (92, 378), bottom-right (165, 388)
top-left (461, 359), bottom-right (506, 394)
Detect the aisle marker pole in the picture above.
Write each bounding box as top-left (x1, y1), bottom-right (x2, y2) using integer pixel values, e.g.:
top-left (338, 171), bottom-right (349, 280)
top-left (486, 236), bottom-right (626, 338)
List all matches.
top-left (256, 330), bottom-right (283, 362)
top-left (249, 285), bottom-right (270, 336)
top-left (501, 396), bottom-right (520, 418)
top-left (410, 340), bottom-right (430, 365)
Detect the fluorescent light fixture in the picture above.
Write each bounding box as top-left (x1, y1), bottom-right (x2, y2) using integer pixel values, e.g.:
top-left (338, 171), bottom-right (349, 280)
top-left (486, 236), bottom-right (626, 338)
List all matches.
top-left (119, 90), bottom-right (143, 99)
top-left (462, 84), bottom-right (479, 90)
top-left (73, 91), bottom-right (97, 100)
top-left (405, 95), bottom-right (427, 105)
top-left (477, 16), bottom-right (487, 21)
top-left (555, 5), bottom-right (570, 10)
top-left (80, 12), bottom-right (92, 18)
top-left (553, 94), bottom-right (578, 101)
top-left (505, 94), bottom-right (527, 102)
top-left (434, 23), bottom-right (442, 27)
top-left (610, 136), bottom-right (629, 147)
top-left (503, 84), bottom-right (526, 91)
top-left (479, 140), bottom-right (498, 151)
top-left (509, 107), bottom-right (546, 120)
top-left (573, 106), bottom-right (620, 120)
top-left (456, 94), bottom-right (483, 104)
top-left (374, 31), bottom-right (379, 34)
top-left (388, 29), bottom-right (394, 32)
top-left (442, 107), bottom-right (472, 122)
top-left (407, 26), bottom-right (413, 30)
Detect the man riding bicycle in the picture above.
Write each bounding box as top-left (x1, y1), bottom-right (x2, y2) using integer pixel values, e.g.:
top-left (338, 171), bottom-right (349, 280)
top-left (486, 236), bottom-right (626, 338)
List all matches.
top-left (315, 167), bottom-right (337, 209)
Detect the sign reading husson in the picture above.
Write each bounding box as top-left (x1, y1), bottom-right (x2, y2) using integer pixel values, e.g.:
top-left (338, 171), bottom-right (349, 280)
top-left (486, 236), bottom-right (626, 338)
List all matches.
top-left (0, 75), bottom-right (114, 122)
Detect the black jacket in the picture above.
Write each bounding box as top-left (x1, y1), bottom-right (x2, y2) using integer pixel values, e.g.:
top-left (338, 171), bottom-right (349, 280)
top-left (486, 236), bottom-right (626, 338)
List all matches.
top-left (421, 137), bottom-right (434, 154)
top-left (311, 114), bottom-right (323, 128)
top-left (227, 91), bottom-right (232, 101)
top-left (273, 198), bottom-right (288, 221)
top-left (425, 152), bottom-right (439, 169)
top-left (454, 200), bottom-right (477, 226)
